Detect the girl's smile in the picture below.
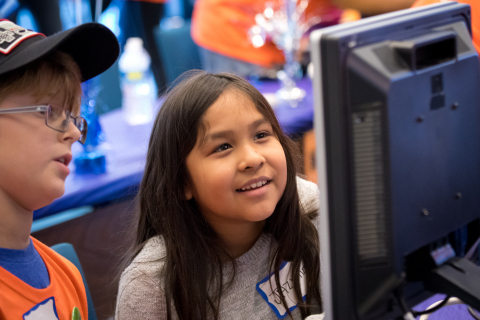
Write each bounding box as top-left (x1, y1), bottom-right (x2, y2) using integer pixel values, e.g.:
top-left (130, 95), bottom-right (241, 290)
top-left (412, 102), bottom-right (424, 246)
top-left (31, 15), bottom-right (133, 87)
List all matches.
top-left (236, 177), bottom-right (270, 191)
top-left (185, 89), bottom-right (288, 239)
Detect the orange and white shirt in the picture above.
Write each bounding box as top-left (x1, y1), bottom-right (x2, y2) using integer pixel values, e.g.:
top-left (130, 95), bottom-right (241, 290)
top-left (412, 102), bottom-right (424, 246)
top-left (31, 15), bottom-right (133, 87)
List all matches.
top-left (191, 0), bottom-right (345, 67)
top-left (0, 237), bottom-right (87, 320)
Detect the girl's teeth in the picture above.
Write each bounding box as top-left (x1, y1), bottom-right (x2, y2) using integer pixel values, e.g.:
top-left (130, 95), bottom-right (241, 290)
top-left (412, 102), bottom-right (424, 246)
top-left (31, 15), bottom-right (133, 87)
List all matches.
top-left (241, 181), bottom-right (268, 191)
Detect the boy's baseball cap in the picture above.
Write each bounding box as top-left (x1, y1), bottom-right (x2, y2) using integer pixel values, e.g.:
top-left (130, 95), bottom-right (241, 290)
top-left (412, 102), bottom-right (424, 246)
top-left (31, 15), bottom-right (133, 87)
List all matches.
top-left (0, 20), bottom-right (120, 82)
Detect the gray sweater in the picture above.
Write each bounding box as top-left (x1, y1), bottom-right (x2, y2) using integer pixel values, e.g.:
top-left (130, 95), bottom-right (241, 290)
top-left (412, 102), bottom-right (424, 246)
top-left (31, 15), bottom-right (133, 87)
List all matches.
top-left (115, 177), bottom-right (321, 320)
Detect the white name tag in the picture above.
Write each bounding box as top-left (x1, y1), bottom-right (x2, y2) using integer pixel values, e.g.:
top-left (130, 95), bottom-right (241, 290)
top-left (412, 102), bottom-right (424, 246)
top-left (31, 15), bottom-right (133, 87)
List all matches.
top-left (256, 261), bottom-right (307, 319)
top-left (0, 20), bottom-right (43, 54)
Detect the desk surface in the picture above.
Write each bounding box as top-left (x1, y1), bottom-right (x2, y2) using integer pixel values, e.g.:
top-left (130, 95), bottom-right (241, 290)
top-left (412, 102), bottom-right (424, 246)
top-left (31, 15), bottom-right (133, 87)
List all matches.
top-left (34, 78), bottom-right (315, 219)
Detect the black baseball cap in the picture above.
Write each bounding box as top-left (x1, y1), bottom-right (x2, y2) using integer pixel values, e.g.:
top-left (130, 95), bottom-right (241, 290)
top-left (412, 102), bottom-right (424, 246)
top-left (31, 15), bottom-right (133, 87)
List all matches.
top-left (0, 20), bottom-right (120, 82)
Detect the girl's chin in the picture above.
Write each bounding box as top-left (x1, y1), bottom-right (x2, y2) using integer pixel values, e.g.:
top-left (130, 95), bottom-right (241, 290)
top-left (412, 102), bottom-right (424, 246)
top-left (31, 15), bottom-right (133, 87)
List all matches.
top-left (246, 209), bottom-right (275, 222)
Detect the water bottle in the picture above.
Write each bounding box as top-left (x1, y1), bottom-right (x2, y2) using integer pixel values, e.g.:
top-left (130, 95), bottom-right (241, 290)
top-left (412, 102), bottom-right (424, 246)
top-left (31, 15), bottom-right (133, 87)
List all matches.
top-left (119, 37), bottom-right (157, 125)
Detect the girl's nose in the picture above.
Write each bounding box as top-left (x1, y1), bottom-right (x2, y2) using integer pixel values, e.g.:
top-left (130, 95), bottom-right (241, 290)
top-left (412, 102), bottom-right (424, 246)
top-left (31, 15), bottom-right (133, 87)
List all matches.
top-left (238, 144), bottom-right (265, 171)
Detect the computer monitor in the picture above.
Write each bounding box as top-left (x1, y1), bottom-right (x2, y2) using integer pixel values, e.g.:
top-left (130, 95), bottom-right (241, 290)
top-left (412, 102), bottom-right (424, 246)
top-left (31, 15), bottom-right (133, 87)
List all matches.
top-left (310, 2), bottom-right (480, 319)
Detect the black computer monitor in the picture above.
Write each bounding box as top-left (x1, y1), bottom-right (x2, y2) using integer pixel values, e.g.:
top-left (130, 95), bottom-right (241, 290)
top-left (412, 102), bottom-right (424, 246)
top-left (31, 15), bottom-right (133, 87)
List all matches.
top-left (310, 2), bottom-right (480, 319)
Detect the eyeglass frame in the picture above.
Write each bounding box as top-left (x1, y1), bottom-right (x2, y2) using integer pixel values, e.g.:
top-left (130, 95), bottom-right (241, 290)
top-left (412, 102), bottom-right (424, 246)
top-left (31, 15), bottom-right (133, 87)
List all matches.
top-left (0, 105), bottom-right (88, 144)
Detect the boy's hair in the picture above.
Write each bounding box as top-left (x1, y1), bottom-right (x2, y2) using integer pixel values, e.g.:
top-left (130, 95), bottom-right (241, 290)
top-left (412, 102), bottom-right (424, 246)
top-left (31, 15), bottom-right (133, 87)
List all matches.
top-left (131, 71), bottom-right (321, 320)
top-left (0, 50), bottom-right (82, 114)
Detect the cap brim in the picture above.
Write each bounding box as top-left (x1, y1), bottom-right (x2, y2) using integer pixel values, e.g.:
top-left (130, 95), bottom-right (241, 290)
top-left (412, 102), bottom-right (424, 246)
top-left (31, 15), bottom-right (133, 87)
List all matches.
top-left (0, 23), bottom-right (120, 82)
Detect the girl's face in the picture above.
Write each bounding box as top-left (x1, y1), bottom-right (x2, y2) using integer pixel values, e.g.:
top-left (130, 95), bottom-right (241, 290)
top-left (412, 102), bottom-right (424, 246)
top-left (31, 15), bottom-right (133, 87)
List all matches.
top-left (185, 90), bottom-right (288, 234)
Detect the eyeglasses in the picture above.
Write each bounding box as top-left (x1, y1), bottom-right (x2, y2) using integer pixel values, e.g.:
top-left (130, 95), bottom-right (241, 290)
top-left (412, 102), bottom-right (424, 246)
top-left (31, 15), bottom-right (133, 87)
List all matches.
top-left (0, 105), bottom-right (88, 144)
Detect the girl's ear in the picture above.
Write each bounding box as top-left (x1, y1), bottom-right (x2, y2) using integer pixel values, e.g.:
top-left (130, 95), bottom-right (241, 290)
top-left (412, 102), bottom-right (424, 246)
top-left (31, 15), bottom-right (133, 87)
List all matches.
top-left (184, 184), bottom-right (193, 200)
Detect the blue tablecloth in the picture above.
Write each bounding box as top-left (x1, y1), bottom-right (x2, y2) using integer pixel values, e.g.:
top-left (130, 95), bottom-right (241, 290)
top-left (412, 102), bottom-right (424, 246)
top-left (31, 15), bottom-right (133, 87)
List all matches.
top-left (253, 78), bottom-right (314, 135)
top-left (33, 78), bottom-right (315, 220)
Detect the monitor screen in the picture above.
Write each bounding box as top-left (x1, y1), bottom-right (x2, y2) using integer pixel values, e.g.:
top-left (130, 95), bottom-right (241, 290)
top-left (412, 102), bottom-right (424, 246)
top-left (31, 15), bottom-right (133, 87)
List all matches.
top-left (310, 2), bottom-right (480, 319)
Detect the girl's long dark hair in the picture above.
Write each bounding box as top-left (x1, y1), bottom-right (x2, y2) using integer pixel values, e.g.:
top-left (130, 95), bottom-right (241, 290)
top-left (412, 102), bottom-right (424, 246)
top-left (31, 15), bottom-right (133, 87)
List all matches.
top-left (131, 71), bottom-right (321, 319)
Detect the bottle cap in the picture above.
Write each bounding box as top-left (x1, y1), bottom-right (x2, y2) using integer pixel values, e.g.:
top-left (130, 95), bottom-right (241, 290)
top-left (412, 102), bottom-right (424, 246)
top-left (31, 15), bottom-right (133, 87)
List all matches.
top-left (124, 37), bottom-right (144, 52)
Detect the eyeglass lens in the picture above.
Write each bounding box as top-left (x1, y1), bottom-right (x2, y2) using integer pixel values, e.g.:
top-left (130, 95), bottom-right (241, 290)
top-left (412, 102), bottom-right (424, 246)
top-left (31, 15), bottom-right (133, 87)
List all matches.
top-left (76, 118), bottom-right (87, 144)
top-left (46, 105), bottom-right (88, 144)
top-left (47, 105), bottom-right (69, 131)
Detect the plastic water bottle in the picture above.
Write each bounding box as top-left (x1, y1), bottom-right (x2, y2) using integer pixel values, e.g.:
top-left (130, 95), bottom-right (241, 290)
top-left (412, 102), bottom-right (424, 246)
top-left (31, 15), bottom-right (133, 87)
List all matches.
top-left (119, 37), bottom-right (157, 125)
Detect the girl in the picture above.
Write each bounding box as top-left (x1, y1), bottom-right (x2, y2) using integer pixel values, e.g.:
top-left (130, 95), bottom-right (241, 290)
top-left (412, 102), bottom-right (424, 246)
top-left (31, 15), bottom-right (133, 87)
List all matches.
top-left (116, 71), bottom-right (322, 319)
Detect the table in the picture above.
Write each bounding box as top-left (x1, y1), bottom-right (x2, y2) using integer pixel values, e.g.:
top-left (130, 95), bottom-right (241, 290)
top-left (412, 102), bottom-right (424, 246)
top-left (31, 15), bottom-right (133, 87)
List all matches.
top-left (33, 78), bottom-right (315, 220)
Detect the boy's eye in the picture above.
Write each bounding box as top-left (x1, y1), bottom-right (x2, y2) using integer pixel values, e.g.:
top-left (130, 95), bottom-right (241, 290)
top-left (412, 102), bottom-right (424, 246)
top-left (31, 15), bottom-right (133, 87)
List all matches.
top-left (214, 143), bottom-right (232, 153)
top-left (50, 106), bottom-right (64, 118)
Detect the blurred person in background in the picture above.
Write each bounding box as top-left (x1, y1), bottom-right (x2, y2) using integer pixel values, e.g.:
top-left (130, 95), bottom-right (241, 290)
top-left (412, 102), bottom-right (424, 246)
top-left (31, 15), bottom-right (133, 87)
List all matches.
top-left (6, 0), bottom-right (62, 35)
top-left (119, 0), bottom-right (168, 93)
top-left (88, 0), bottom-right (169, 93)
top-left (191, 0), bottom-right (418, 78)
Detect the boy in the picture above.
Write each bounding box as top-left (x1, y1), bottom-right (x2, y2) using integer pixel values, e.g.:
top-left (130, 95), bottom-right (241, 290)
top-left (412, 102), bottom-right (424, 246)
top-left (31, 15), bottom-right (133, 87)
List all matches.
top-left (0, 20), bottom-right (119, 319)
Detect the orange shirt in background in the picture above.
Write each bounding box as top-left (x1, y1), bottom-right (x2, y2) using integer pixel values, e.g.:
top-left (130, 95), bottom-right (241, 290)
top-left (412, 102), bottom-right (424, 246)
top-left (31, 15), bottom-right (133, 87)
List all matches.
top-left (191, 0), bottom-right (344, 67)
top-left (0, 237), bottom-right (88, 320)
top-left (412, 0), bottom-right (479, 54)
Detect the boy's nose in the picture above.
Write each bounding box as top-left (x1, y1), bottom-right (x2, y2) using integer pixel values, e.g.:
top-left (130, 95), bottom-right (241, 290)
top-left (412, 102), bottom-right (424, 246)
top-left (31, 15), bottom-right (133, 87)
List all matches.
top-left (61, 121), bottom-right (82, 144)
top-left (238, 145), bottom-right (265, 171)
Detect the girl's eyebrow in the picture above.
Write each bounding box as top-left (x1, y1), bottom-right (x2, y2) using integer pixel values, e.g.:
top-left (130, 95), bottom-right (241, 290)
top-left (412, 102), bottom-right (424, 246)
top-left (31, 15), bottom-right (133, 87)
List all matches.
top-left (200, 118), bottom-right (269, 147)
top-left (249, 118), bottom-right (269, 130)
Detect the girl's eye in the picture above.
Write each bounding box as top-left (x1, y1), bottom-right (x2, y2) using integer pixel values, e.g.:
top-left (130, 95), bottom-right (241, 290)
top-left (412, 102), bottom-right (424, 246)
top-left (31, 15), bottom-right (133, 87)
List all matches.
top-left (214, 143), bottom-right (232, 153)
top-left (255, 132), bottom-right (270, 140)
